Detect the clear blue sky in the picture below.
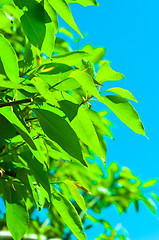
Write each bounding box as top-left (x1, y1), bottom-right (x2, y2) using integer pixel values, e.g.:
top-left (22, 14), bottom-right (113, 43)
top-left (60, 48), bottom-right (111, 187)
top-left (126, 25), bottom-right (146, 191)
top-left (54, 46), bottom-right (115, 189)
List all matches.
top-left (59, 0), bottom-right (159, 239)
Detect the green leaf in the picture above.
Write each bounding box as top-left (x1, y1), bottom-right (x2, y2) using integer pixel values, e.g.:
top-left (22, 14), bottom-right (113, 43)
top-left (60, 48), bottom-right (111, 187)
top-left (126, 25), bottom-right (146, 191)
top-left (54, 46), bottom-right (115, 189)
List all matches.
top-left (0, 114), bottom-right (17, 141)
top-left (54, 77), bottom-right (80, 91)
top-left (0, 77), bottom-right (19, 89)
top-left (96, 62), bottom-right (124, 84)
top-left (0, 107), bottom-right (37, 149)
top-left (100, 95), bottom-right (145, 135)
top-left (64, 180), bottom-right (87, 213)
top-left (33, 104), bottom-right (87, 166)
top-left (45, 138), bottom-right (72, 161)
top-left (42, 0), bottom-right (58, 34)
top-left (0, 107), bottom-right (46, 164)
top-left (54, 37), bottom-right (70, 54)
top-left (82, 44), bottom-right (105, 64)
top-left (48, 0), bottom-right (82, 37)
top-left (16, 170), bottom-right (43, 210)
top-left (66, 0), bottom-right (99, 6)
top-left (51, 189), bottom-right (87, 240)
top-left (104, 87), bottom-right (137, 102)
top-left (59, 95), bottom-right (105, 160)
top-left (38, 62), bottom-right (73, 87)
top-left (52, 51), bottom-right (89, 66)
top-left (0, 34), bottom-right (19, 83)
top-left (81, 59), bottom-right (95, 79)
top-left (142, 179), bottom-right (158, 188)
top-left (0, 9), bottom-right (12, 29)
top-left (31, 77), bottom-right (59, 107)
top-left (20, 41), bottom-right (34, 69)
top-left (3, 182), bottom-right (29, 240)
top-left (85, 109), bottom-right (113, 138)
top-left (19, 150), bottom-right (51, 200)
top-left (59, 27), bottom-right (74, 38)
top-left (93, 125), bottom-right (107, 162)
top-left (69, 70), bottom-right (101, 99)
top-left (13, 0), bottom-right (55, 57)
top-left (0, 75), bottom-right (36, 92)
top-left (0, 0), bottom-right (13, 4)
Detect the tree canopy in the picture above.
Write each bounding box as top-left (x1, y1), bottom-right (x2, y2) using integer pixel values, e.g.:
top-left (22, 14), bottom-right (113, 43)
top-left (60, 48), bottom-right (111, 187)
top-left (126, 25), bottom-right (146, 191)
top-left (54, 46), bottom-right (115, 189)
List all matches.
top-left (0, 1), bottom-right (158, 240)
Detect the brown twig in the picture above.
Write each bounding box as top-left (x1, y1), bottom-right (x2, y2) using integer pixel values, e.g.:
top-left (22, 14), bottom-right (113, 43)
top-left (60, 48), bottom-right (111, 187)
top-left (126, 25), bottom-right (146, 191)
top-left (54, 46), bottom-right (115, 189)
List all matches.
top-left (0, 98), bottom-right (33, 108)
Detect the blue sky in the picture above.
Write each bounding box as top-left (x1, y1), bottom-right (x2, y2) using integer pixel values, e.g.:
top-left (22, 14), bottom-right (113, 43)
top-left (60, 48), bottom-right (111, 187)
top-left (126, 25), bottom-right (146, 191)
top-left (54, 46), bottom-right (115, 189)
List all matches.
top-left (58, 0), bottom-right (159, 239)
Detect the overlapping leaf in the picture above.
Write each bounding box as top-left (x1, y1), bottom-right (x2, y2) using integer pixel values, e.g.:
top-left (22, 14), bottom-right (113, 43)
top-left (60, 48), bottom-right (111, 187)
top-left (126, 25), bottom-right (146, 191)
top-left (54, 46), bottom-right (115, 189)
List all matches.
top-left (100, 95), bottom-right (145, 135)
top-left (59, 94), bottom-right (105, 160)
top-left (19, 151), bottom-right (51, 200)
top-left (64, 179), bottom-right (87, 213)
top-left (33, 104), bottom-right (87, 166)
top-left (0, 34), bottom-right (19, 83)
top-left (0, 107), bottom-right (47, 164)
top-left (13, 0), bottom-right (55, 56)
top-left (69, 70), bottom-right (101, 99)
top-left (48, 0), bottom-right (82, 37)
top-left (51, 189), bottom-right (87, 240)
top-left (31, 77), bottom-right (59, 106)
top-left (3, 182), bottom-right (29, 240)
top-left (52, 51), bottom-right (89, 66)
top-left (85, 109), bottom-right (113, 138)
top-left (105, 87), bottom-right (137, 102)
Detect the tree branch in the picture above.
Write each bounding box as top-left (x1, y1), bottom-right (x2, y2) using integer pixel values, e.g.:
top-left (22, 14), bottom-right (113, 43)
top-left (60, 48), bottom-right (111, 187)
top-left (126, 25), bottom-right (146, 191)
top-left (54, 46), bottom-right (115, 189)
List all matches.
top-left (0, 98), bottom-right (33, 108)
top-left (0, 134), bottom-right (43, 158)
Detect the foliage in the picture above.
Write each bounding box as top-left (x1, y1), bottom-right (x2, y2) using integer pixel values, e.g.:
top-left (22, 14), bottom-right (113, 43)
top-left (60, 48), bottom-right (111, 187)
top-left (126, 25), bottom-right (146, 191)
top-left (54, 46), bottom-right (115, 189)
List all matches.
top-left (0, 1), bottom-right (158, 240)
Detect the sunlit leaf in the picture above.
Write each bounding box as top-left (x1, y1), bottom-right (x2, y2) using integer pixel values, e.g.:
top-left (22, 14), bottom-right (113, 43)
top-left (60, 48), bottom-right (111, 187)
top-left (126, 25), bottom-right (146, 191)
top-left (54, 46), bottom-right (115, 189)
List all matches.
top-left (0, 34), bottom-right (19, 83)
top-left (82, 44), bottom-right (105, 63)
top-left (0, 107), bottom-right (36, 149)
top-left (100, 95), bottom-right (145, 135)
top-left (96, 61), bottom-right (124, 83)
top-left (16, 170), bottom-right (43, 210)
top-left (52, 51), bottom-right (89, 66)
top-left (86, 109), bottom-right (113, 138)
top-left (3, 182), bottom-right (29, 240)
top-left (64, 179), bottom-right (87, 213)
top-left (13, 0), bottom-right (55, 57)
top-left (48, 0), bottom-right (82, 37)
top-left (81, 59), bottom-right (95, 79)
top-left (31, 77), bottom-right (59, 107)
top-left (0, 9), bottom-right (12, 29)
top-left (51, 189), bottom-right (87, 240)
top-left (59, 94), bottom-right (105, 160)
top-left (69, 70), bottom-right (101, 99)
top-left (0, 107), bottom-right (46, 164)
top-left (33, 104), bottom-right (87, 166)
top-left (104, 87), bottom-right (137, 102)
top-left (19, 151), bottom-right (51, 200)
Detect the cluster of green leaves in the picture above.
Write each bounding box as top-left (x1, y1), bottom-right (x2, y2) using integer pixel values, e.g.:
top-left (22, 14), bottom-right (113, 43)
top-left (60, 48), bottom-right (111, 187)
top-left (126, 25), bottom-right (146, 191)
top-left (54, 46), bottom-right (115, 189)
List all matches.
top-left (0, 1), bottom-right (157, 240)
